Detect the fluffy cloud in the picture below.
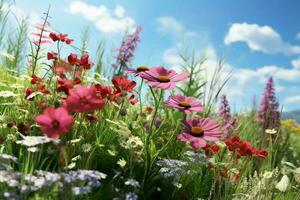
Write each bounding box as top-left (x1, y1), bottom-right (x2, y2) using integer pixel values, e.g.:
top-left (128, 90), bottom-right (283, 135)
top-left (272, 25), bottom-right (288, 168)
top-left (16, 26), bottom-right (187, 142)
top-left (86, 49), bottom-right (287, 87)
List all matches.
top-left (224, 23), bottom-right (300, 55)
top-left (157, 16), bottom-right (197, 38)
top-left (284, 95), bottom-right (300, 104)
top-left (68, 1), bottom-right (136, 34)
top-left (296, 33), bottom-right (300, 40)
top-left (291, 57), bottom-right (300, 69)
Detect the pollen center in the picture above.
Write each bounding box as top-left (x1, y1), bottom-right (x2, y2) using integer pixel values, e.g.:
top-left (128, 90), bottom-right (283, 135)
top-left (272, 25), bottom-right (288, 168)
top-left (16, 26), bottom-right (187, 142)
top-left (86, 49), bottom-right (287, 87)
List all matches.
top-left (179, 101), bottom-right (191, 108)
top-left (156, 75), bottom-right (170, 83)
top-left (191, 126), bottom-right (204, 137)
top-left (52, 120), bottom-right (60, 129)
top-left (137, 66), bottom-right (149, 72)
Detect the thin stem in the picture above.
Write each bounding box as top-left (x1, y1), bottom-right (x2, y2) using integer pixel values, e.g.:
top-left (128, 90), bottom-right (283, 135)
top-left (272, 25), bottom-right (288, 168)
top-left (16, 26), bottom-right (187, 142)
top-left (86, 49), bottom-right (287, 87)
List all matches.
top-left (143, 88), bottom-right (163, 193)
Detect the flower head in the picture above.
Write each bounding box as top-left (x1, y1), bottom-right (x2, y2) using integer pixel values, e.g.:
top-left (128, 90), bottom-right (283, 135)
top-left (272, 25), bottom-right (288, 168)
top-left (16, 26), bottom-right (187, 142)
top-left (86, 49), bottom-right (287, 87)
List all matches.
top-left (35, 107), bottom-right (74, 138)
top-left (178, 117), bottom-right (224, 148)
top-left (113, 26), bottom-right (141, 68)
top-left (124, 65), bottom-right (150, 76)
top-left (140, 66), bottom-right (190, 90)
top-left (65, 85), bottom-right (105, 113)
top-left (165, 94), bottom-right (204, 114)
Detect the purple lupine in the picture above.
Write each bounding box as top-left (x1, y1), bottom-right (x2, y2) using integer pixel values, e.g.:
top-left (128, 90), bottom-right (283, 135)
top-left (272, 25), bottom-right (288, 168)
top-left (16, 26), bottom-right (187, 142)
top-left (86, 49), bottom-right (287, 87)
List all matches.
top-left (113, 26), bottom-right (141, 70)
top-left (219, 95), bottom-right (237, 135)
top-left (257, 77), bottom-right (280, 130)
top-left (258, 77), bottom-right (280, 129)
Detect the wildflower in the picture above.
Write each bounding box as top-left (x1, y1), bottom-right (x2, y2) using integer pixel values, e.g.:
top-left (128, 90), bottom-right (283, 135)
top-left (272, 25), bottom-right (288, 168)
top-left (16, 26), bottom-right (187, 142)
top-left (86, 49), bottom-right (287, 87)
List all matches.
top-left (275, 175), bottom-right (289, 192)
top-left (112, 76), bottom-right (136, 94)
top-left (165, 94), bottom-right (204, 114)
top-left (82, 143), bottom-right (92, 153)
top-left (218, 95), bottom-right (237, 133)
top-left (35, 107), bottom-right (74, 139)
top-left (258, 77), bottom-right (280, 129)
top-left (72, 186), bottom-right (91, 195)
top-left (157, 159), bottom-right (188, 179)
top-left (265, 128), bottom-right (277, 135)
top-left (124, 65), bottom-right (150, 76)
top-left (49, 32), bottom-right (73, 44)
top-left (56, 78), bottom-right (74, 94)
top-left (47, 51), bottom-right (58, 60)
top-left (263, 171), bottom-right (273, 179)
top-left (202, 144), bottom-right (220, 157)
top-left (31, 74), bottom-right (43, 85)
top-left (178, 117), bottom-right (224, 148)
top-left (146, 106), bottom-right (153, 114)
top-left (117, 158), bottom-right (127, 168)
top-left (293, 168), bottom-right (300, 184)
top-left (65, 85), bottom-right (105, 113)
top-left (125, 192), bottom-right (138, 200)
top-left (68, 53), bottom-right (78, 65)
top-left (94, 84), bottom-right (113, 99)
top-left (16, 135), bottom-right (51, 147)
top-left (140, 66), bottom-right (190, 90)
top-left (113, 26), bottom-right (141, 68)
top-left (125, 179), bottom-right (140, 188)
top-left (79, 53), bottom-right (94, 70)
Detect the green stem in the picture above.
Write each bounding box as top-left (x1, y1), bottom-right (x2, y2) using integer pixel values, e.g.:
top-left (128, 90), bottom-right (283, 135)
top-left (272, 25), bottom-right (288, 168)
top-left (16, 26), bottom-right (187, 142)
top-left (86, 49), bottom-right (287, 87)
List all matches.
top-left (143, 88), bottom-right (163, 193)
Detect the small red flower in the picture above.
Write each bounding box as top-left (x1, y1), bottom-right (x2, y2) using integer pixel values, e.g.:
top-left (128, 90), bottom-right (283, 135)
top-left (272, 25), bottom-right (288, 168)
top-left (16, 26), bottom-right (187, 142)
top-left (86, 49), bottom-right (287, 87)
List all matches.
top-left (35, 107), bottom-right (74, 139)
top-left (47, 51), bottom-right (58, 60)
top-left (68, 53), bottom-right (78, 65)
top-left (112, 76), bottom-right (136, 94)
top-left (57, 78), bottom-right (74, 94)
top-left (146, 106), bottom-right (153, 114)
top-left (202, 144), bottom-right (220, 157)
top-left (94, 84), bottom-right (113, 99)
top-left (31, 74), bottom-right (43, 85)
top-left (79, 53), bottom-right (94, 70)
top-left (25, 88), bottom-right (34, 100)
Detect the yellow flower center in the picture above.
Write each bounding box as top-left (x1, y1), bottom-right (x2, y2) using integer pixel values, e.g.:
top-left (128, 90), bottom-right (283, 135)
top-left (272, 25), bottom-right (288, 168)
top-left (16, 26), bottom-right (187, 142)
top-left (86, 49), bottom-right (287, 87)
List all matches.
top-left (156, 75), bottom-right (170, 83)
top-left (179, 101), bottom-right (191, 108)
top-left (191, 126), bottom-right (204, 137)
top-left (137, 66), bottom-right (149, 72)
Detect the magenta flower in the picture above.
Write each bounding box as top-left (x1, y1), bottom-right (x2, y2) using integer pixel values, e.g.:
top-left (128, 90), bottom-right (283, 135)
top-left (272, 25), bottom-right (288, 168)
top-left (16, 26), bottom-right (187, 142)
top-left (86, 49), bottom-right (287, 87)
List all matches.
top-left (65, 85), bottom-right (105, 113)
top-left (165, 94), bottom-right (204, 114)
top-left (178, 117), bottom-right (224, 148)
top-left (140, 66), bottom-right (190, 90)
top-left (35, 107), bottom-right (74, 139)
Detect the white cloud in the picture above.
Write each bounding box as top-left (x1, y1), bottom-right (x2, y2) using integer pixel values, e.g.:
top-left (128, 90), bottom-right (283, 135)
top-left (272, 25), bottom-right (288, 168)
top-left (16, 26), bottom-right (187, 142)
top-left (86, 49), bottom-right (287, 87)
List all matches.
top-left (284, 95), bottom-right (300, 104)
top-left (296, 33), bottom-right (300, 40)
top-left (224, 23), bottom-right (300, 55)
top-left (163, 47), bottom-right (183, 68)
top-left (157, 16), bottom-right (197, 38)
top-left (69, 1), bottom-right (136, 34)
top-left (291, 57), bottom-right (300, 69)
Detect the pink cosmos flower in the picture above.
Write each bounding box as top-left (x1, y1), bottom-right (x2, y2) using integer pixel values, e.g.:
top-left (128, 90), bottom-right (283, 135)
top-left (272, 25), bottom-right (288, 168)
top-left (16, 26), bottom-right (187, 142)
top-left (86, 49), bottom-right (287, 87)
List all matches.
top-left (35, 107), bottom-right (74, 139)
top-left (140, 66), bottom-right (190, 90)
top-left (124, 65), bottom-right (150, 76)
top-left (65, 85), bottom-right (105, 113)
top-left (178, 117), bottom-right (224, 148)
top-left (165, 94), bottom-right (204, 114)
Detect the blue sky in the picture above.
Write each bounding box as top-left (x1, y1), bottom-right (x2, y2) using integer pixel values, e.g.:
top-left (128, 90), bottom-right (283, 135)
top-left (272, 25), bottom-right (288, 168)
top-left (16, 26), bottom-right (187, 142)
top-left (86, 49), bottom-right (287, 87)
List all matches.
top-left (9, 0), bottom-right (300, 111)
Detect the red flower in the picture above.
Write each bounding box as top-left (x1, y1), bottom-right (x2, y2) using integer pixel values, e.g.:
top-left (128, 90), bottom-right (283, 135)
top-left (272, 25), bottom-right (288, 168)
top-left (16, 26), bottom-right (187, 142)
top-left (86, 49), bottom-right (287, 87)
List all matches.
top-left (253, 148), bottom-right (268, 158)
top-left (68, 53), bottom-right (78, 65)
top-left (237, 141), bottom-right (253, 156)
top-left (37, 85), bottom-right (50, 94)
top-left (25, 88), bottom-right (34, 100)
top-left (94, 84), bottom-right (113, 99)
top-left (31, 74), bottom-right (43, 85)
top-left (49, 32), bottom-right (73, 45)
top-left (79, 53), bottom-right (93, 70)
top-left (57, 78), bottom-right (74, 94)
top-left (65, 85), bottom-right (106, 113)
top-left (35, 107), bottom-right (74, 139)
top-left (112, 76), bottom-right (136, 93)
top-left (146, 106), bottom-right (153, 114)
top-left (47, 51), bottom-right (58, 60)
top-left (129, 95), bottom-right (138, 105)
top-left (202, 144), bottom-right (220, 157)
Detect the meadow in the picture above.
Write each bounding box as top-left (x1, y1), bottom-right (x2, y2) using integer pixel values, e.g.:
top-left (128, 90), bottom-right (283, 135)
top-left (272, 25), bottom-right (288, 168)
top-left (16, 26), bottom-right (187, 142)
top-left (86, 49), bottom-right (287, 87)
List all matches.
top-left (1, 1), bottom-right (300, 200)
